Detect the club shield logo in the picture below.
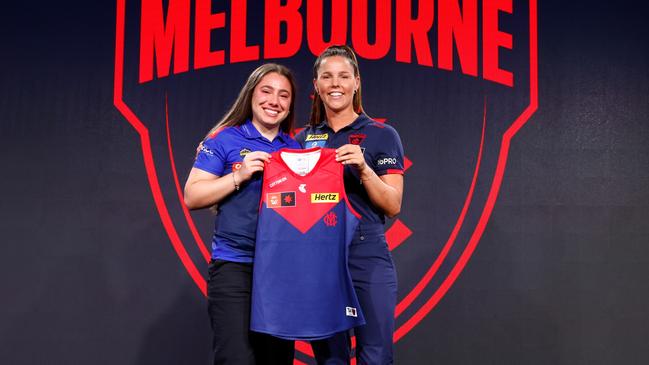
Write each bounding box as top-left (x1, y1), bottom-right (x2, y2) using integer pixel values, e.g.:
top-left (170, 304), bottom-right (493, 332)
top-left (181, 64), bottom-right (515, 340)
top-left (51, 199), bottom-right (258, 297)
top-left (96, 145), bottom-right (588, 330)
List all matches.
top-left (114, 0), bottom-right (538, 359)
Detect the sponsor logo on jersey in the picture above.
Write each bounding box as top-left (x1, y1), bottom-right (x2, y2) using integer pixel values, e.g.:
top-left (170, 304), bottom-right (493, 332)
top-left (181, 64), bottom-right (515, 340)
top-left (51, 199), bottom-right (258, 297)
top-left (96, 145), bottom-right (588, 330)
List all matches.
top-left (281, 192), bottom-right (296, 206)
top-left (199, 144), bottom-right (215, 156)
top-left (239, 148), bottom-right (251, 156)
top-left (268, 192), bottom-right (296, 208)
top-left (269, 176), bottom-right (287, 188)
top-left (323, 211), bottom-right (338, 227)
top-left (298, 184), bottom-right (307, 193)
top-left (345, 307), bottom-right (358, 317)
top-left (307, 140), bottom-right (327, 148)
top-left (349, 133), bottom-right (366, 145)
top-left (311, 193), bottom-right (339, 203)
top-left (232, 162), bottom-right (242, 171)
top-left (305, 133), bottom-right (328, 141)
top-left (268, 193), bottom-right (280, 207)
top-left (377, 157), bottom-right (397, 166)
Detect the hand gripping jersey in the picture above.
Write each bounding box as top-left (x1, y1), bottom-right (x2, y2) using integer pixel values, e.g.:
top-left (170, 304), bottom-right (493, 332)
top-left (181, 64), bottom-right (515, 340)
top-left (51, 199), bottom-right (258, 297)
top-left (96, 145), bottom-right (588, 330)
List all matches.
top-left (250, 147), bottom-right (365, 340)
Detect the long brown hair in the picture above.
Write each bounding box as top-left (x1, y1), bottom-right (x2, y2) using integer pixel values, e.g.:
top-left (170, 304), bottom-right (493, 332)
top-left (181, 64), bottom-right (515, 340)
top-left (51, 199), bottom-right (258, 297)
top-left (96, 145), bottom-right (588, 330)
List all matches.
top-left (205, 63), bottom-right (297, 138)
top-left (308, 45), bottom-right (365, 127)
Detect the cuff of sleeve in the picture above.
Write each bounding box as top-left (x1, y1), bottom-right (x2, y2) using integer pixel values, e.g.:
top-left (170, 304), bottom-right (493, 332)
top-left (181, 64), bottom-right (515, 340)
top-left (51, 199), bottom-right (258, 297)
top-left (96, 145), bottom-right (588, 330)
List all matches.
top-left (194, 164), bottom-right (224, 176)
top-left (378, 169), bottom-right (404, 176)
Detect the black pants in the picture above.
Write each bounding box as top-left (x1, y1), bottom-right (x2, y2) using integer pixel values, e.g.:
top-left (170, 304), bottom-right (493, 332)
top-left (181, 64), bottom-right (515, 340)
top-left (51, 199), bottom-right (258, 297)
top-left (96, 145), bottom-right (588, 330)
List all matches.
top-left (207, 260), bottom-right (294, 365)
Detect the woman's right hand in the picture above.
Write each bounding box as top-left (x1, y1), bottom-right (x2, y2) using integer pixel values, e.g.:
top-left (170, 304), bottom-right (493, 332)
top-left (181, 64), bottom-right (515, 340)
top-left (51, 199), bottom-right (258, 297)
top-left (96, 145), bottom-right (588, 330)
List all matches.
top-left (234, 151), bottom-right (272, 182)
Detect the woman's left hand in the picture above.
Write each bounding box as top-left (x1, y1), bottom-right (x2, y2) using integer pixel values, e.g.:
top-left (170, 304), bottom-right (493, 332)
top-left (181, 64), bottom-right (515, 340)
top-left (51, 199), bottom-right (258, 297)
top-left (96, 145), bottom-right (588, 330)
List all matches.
top-left (335, 144), bottom-right (368, 173)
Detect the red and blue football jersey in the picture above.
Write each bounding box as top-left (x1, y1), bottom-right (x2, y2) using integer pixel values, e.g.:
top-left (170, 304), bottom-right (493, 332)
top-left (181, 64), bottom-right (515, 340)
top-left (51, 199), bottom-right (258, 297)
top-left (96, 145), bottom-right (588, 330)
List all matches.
top-left (250, 147), bottom-right (365, 340)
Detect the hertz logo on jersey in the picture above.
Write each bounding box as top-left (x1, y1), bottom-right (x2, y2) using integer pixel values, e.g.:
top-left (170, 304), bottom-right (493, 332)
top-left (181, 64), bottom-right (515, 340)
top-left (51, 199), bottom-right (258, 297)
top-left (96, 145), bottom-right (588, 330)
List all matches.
top-left (305, 134), bottom-right (328, 141)
top-left (311, 193), bottom-right (339, 203)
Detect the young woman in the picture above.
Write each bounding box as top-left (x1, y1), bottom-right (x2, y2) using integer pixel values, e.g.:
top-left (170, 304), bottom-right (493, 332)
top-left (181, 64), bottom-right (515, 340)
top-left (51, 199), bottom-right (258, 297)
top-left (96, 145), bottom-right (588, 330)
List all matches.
top-left (184, 63), bottom-right (300, 365)
top-left (296, 45), bottom-right (405, 365)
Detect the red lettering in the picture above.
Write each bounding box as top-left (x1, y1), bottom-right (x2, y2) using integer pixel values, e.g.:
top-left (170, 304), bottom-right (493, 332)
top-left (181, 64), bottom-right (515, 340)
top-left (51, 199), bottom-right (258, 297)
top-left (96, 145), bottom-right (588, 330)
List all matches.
top-left (438, 0), bottom-right (478, 76)
top-left (351, 0), bottom-right (391, 59)
top-left (135, 0), bottom-right (519, 87)
top-left (307, 0), bottom-right (348, 56)
top-left (139, 0), bottom-right (190, 83)
top-left (230, 0), bottom-right (260, 63)
top-left (395, 0), bottom-right (434, 66)
top-left (264, 0), bottom-right (303, 59)
top-left (483, 0), bottom-right (513, 86)
top-left (194, 0), bottom-right (225, 70)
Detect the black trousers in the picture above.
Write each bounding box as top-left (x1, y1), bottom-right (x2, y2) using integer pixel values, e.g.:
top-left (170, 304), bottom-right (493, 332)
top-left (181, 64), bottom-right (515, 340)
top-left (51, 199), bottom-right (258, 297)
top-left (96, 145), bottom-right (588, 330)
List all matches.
top-left (207, 260), bottom-right (294, 365)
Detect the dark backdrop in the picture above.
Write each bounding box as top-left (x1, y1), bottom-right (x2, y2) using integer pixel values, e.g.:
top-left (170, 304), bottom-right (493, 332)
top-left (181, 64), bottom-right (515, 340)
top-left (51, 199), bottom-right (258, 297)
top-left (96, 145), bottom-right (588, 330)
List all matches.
top-left (1, 1), bottom-right (648, 364)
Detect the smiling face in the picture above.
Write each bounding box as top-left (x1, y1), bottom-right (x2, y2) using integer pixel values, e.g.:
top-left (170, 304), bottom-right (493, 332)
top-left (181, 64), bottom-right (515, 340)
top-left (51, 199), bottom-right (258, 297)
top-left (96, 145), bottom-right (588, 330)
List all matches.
top-left (250, 72), bottom-right (292, 132)
top-left (314, 55), bottom-right (360, 116)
